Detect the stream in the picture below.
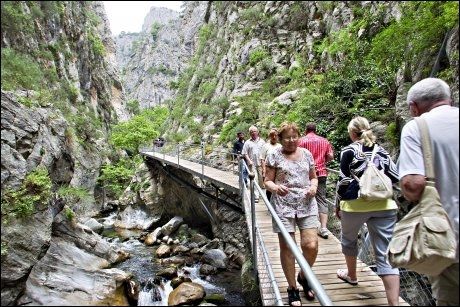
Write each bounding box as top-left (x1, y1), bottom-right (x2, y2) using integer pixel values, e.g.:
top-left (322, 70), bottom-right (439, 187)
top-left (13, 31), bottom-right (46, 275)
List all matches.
top-left (98, 213), bottom-right (246, 306)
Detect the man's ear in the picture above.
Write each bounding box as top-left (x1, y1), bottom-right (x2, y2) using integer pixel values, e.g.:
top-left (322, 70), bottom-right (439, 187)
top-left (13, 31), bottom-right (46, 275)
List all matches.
top-left (411, 101), bottom-right (420, 117)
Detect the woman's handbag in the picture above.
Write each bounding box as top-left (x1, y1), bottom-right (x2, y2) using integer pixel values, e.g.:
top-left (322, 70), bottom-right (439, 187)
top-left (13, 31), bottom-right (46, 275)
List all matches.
top-left (386, 117), bottom-right (457, 276)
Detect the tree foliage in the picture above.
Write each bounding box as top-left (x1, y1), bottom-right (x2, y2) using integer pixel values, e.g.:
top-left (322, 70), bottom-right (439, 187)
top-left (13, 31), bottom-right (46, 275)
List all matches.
top-left (110, 106), bottom-right (169, 152)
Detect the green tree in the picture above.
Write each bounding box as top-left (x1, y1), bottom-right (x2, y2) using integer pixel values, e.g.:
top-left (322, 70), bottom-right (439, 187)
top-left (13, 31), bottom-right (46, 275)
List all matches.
top-left (110, 106), bottom-right (168, 152)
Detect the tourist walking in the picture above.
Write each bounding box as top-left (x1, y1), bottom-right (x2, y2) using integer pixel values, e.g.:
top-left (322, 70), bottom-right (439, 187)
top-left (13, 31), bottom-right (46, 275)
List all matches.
top-left (398, 78), bottom-right (459, 306)
top-left (232, 131), bottom-right (248, 184)
top-left (260, 128), bottom-right (282, 200)
top-left (242, 126), bottom-right (265, 200)
top-left (299, 122), bottom-right (334, 239)
top-left (335, 116), bottom-right (400, 305)
top-left (264, 122), bottom-right (319, 305)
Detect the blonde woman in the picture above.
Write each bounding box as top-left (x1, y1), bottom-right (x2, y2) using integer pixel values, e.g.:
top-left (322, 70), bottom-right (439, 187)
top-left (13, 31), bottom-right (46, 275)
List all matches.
top-left (335, 116), bottom-right (400, 305)
top-left (264, 122), bottom-right (319, 305)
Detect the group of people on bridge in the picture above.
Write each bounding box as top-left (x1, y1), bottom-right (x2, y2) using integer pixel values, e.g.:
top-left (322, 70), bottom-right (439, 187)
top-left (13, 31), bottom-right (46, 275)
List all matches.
top-left (232, 77), bottom-right (458, 307)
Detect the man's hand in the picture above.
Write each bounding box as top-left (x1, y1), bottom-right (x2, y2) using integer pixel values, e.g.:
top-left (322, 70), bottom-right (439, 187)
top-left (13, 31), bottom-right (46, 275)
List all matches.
top-left (401, 175), bottom-right (426, 203)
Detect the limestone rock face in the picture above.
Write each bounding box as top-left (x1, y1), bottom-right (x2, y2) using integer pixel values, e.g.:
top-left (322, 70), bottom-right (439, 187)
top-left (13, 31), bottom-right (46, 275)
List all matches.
top-left (1, 2), bottom-right (131, 305)
top-left (115, 3), bottom-right (207, 108)
top-left (13, 208), bottom-right (130, 306)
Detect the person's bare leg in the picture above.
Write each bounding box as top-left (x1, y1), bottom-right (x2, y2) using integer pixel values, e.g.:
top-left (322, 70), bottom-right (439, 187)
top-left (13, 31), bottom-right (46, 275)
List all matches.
top-left (298, 228), bottom-right (318, 297)
top-left (319, 212), bottom-right (328, 229)
top-left (345, 255), bottom-right (357, 281)
top-left (299, 228), bottom-right (318, 267)
top-left (279, 233), bottom-right (297, 288)
top-left (381, 274), bottom-right (400, 306)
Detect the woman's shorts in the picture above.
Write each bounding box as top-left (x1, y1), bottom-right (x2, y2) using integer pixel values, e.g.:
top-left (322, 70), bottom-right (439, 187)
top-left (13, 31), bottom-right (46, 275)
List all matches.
top-left (272, 214), bottom-right (319, 233)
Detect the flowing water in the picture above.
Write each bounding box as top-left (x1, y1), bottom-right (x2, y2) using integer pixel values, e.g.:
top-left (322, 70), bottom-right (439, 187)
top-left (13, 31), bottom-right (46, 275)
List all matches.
top-left (98, 213), bottom-right (246, 306)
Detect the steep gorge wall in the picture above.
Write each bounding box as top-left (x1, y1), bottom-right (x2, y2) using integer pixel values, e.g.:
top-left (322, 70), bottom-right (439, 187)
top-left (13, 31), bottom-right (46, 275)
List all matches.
top-left (115, 2), bottom-right (208, 109)
top-left (1, 1), bottom-right (130, 304)
top-left (159, 1), bottom-right (458, 156)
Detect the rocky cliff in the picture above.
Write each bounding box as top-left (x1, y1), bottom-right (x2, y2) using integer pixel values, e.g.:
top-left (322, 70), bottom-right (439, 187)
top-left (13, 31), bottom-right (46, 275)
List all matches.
top-left (1, 1), bottom-right (130, 305)
top-left (115, 2), bottom-right (207, 109)
top-left (155, 1), bottom-right (458, 156)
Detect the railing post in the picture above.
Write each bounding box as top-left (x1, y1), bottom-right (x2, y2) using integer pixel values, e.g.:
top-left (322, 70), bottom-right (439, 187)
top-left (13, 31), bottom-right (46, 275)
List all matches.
top-left (177, 144), bottom-right (180, 165)
top-left (249, 171), bottom-right (258, 279)
top-left (201, 138), bottom-right (205, 176)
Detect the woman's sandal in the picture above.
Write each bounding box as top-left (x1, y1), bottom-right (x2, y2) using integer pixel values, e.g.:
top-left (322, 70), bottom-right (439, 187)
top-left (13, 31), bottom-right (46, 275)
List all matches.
top-left (297, 273), bottom-right (315, 301)
top-left (287, 287), bottom-right (302, 306)
top-left (337, 268), bottom-right (358, 286)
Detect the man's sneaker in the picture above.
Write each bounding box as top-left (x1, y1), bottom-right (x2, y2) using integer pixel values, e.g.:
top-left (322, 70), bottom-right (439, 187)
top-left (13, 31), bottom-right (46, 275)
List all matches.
top-left (318, 227), bottom-right (329, 239)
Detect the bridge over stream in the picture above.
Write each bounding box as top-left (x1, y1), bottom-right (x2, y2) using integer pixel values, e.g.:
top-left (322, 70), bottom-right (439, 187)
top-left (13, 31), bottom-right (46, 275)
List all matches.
top-left (140, 149), bottom-right (417, 306)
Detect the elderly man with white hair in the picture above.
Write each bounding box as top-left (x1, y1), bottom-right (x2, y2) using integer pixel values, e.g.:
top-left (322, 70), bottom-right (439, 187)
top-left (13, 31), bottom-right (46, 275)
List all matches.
top-left (242, 125), bottom-right (266, 200)
top-left (398, 77), bottom-right (459, 306)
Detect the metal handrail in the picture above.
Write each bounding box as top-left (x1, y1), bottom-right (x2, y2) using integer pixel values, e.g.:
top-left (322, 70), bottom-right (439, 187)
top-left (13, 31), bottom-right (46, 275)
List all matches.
top-left (239, 158), bottom-right (283, 306)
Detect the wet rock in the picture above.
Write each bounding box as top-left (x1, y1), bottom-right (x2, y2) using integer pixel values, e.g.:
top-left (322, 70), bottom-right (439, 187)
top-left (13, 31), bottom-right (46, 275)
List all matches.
top-left (201, 249), bottom-right (227, 270)
top-left (125, 279), bottom-right (140, 305)
top-left (200, 264), bottom-right (218, 275)
top-left (161, 216), bottom-right (184, 236)
top-left (155, 244), bottom-right (171, 258)
top-left (156, 267), bottom-right (178, 279)
top-left (204, 293), bottom-right (225, 304)
top-left (190, 233), bottom-right (209, 247)
top-left (172, 244), bottom-right (190, 255)
top-left (145, 227), bottom-right (162, 246)
top-left (170, 275), bottom-right (191, 289)
top-left (160, 255), bottom-right (186, 266)
top-left (168, 282), bottom-right (205, 306)
top-left (83, 218), bottom-right (104, 234)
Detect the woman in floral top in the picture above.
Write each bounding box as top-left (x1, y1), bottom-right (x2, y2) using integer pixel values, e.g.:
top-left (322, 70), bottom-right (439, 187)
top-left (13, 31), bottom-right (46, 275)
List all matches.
top-left (264, 122), bottom-right (319, 306)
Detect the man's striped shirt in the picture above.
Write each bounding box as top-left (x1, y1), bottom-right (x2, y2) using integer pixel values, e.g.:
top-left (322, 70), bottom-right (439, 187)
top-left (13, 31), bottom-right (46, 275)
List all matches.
top-left (298, 132), bottom-right (334, 177)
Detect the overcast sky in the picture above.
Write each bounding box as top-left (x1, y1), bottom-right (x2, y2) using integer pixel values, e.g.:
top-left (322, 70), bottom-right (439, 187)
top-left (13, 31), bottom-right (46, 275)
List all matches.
top-left (102, 1), bottom-right (183, 35)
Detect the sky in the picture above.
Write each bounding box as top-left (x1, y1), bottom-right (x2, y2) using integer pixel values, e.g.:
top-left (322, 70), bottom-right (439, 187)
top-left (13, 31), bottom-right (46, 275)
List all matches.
top-left (102, 1), bottom-right (183, 35)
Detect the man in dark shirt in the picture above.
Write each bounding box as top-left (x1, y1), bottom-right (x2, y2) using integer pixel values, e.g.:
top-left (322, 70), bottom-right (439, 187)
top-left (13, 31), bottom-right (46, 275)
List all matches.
top-left (232, 132), bottom-right (248, 183)
top-left (232, 132), bottom-right (245, 158)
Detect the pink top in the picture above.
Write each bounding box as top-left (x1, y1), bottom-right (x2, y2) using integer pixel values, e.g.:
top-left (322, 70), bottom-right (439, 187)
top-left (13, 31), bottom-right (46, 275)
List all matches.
top-left (298, 132), bottom-right (333, 177)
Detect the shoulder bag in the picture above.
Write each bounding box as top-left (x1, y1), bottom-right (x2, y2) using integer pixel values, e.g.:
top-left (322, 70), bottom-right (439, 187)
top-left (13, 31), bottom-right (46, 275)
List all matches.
top-left (386, 117), bottom-right (456, 276)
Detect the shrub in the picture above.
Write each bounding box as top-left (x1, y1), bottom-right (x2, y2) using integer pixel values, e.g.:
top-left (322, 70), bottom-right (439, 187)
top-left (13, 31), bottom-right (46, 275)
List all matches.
top-left (1, 166), bottom-right (52, 222)
top-left (110, 106), bottom-right (169, 152)
top-left (98, 156), bottom-right (142, 198)
top-left (88, 32), bottom-right (105, 57)
top-left (249, 48), bottom-right (269, 66)
top-left (1, 48), bottom-right (44, 90)
top-left (150, 22), bottom-right (161, 40)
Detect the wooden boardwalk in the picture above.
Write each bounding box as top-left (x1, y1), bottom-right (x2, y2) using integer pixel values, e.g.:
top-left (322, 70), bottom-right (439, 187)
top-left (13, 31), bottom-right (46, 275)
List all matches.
top-left (142, 152), bottom-right (240, 193)
top-left (142, 152), bottom-right (409, 306)
top-left (254, 201), bottom-right (409, 306)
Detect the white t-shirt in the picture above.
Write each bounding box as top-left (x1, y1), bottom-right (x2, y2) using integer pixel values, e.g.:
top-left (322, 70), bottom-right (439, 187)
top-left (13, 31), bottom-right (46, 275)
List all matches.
top-left (398, 105), bottom-right (459, 260)
top-left (241, 137), bottom-right (266, 166)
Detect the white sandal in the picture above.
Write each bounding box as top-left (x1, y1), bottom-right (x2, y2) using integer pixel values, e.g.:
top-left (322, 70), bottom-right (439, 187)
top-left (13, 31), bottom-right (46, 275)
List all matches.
top-left (337, 269), bottom-right (358, 285)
